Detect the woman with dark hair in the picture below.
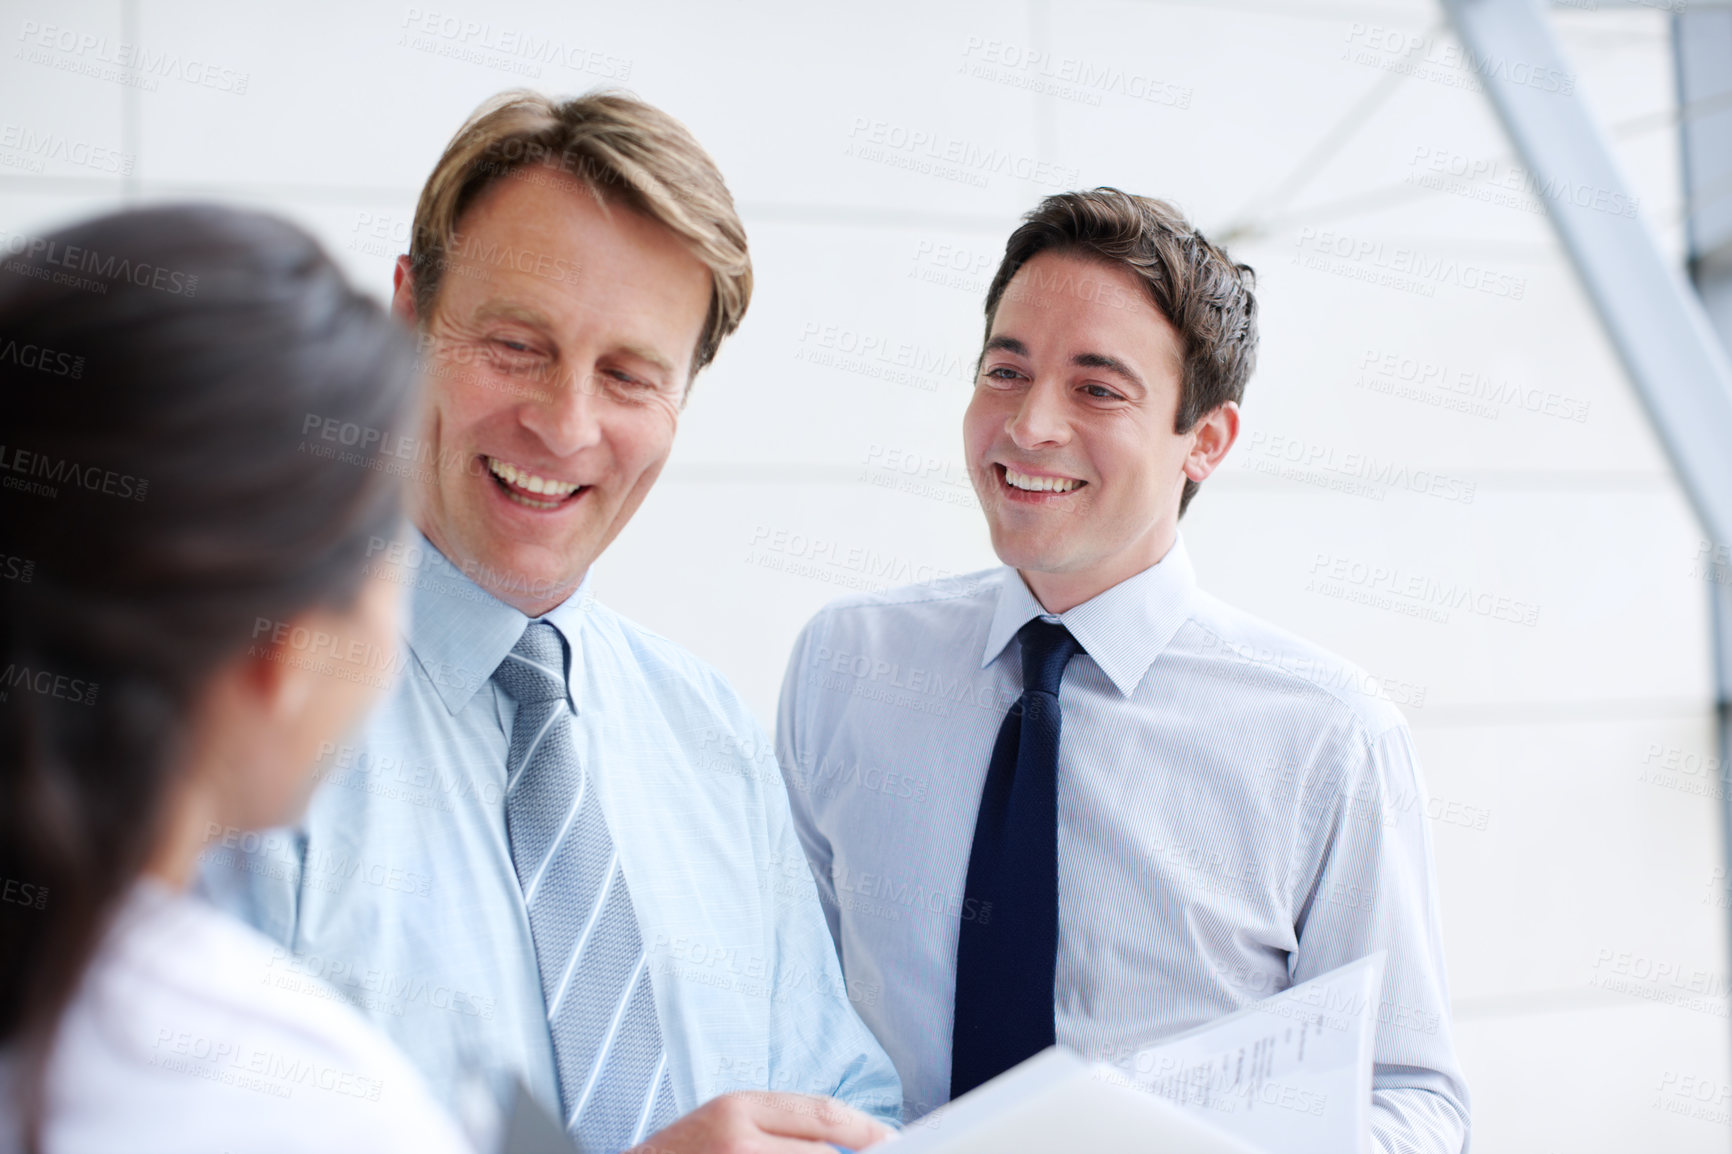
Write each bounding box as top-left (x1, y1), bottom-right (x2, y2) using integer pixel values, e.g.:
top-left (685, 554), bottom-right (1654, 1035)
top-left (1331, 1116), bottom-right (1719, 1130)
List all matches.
top-left (0, 206), bottom-right (473, 1153)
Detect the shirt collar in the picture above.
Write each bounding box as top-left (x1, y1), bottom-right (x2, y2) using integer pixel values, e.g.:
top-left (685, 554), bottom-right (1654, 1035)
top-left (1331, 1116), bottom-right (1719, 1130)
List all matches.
top-left (401, 530), bottom-right (594, 715)
top-left (980, 535), bottom-right (1197, 698)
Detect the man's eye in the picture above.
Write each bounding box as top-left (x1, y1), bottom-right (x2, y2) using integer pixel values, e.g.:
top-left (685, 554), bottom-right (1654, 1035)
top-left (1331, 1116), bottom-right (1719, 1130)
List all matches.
top-left (599, 369), bottom-right (656, 394)
top-left (1082, 383), bottom-right (1122, 400)
top-left (984, 367), bottom-right (1023, 383)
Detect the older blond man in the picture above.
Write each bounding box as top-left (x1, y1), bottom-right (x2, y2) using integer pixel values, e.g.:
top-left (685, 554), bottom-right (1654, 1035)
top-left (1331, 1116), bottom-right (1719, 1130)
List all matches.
top-left (206, 90), bottom-right (897, 1154)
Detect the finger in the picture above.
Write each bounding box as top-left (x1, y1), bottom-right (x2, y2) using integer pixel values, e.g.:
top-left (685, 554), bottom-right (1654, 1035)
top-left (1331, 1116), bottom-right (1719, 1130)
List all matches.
top-left (753, 1141), bottom-right (864, 1154)
top-left (739, 1092), bottom-right (895, 1149)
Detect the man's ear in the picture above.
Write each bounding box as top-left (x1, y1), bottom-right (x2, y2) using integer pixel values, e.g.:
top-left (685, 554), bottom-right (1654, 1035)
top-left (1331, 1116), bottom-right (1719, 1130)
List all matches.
top-left (1183, 401), bottom-right (1241, 483)
top-left (238, 633), bottom-right (313, 726)
top-left (391, 255), bottom-right (419, 327)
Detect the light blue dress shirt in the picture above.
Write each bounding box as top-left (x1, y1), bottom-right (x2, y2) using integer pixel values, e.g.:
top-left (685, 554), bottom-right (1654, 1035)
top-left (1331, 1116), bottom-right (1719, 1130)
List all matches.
top-left (201, 533), bottom-right (900, 1134)
top-left (776, 536), bottom-right (1469, 1153)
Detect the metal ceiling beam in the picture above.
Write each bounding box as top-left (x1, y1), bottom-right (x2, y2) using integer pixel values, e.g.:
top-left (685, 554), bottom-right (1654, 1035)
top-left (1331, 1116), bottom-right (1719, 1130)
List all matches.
top-left (1674, 3), bottom-right (1732, 989)
top-left (1438, 0), bottom-right (1732, 1010)
top-left (1439, 0), bottom-right (1732, 546)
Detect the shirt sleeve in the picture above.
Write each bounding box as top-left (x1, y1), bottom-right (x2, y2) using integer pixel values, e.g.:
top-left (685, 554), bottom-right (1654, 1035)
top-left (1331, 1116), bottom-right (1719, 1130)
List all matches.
top-left (1290, 721), bottom-right (1472, 1154)
top-left (776, 613), bottom-right (843, 950)
top-left (756, 648), bottom-right (903, 1125)
top-left (194, 820), bottom-right (303, 951)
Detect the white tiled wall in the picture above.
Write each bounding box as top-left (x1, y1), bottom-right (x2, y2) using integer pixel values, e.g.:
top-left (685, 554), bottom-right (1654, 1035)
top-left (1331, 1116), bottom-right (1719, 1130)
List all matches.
top-left (4, 1), bottom-right (1724, 1147)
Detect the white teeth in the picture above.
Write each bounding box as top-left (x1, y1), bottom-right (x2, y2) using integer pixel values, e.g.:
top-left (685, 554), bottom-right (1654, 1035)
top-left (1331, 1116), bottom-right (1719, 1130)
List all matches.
top-left (1004, 467), bottom-right (1082, 494)
top-left (488, 457), bottom-right (580, 498)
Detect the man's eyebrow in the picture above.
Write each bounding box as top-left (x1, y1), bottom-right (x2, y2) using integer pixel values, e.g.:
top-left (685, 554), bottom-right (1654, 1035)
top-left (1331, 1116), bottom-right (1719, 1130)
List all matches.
top-left (983, 336), bottom-right (1029, 357)
top-left (473, 300), bottom-right (557, 331)
top-left (1072, 351), bottom-right (1146, 392)
top-left (617, 342), bottom-right (677, 376)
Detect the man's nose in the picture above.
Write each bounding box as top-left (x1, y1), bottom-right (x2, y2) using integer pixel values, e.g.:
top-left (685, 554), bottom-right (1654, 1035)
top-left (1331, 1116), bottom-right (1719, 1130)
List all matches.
top-left (1008, 379), bottom-right (1071, 449)
top-left (519, 364), bottom-right (605, 457)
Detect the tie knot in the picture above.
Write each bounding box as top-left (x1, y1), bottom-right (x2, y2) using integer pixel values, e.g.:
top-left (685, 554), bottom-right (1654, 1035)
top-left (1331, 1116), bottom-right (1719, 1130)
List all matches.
top-left (495, 621), bottom-right (568, 705)
top-left (1017, 618), bottom-right (1080, 699)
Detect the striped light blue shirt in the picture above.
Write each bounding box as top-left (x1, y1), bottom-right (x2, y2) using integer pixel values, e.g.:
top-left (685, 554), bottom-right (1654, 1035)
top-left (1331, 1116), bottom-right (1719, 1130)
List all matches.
top-left (775, 536), bottom-right (1469, 1153)
top-left (201, 533), bottom-right (900, 1136)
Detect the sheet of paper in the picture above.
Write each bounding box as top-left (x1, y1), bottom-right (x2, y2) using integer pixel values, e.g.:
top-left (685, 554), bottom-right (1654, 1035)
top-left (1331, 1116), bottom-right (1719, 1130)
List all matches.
top-left (885, 1048), bottom-right (1263, 1154)
top-left (1116, 952), bottom-right (1387, 1154)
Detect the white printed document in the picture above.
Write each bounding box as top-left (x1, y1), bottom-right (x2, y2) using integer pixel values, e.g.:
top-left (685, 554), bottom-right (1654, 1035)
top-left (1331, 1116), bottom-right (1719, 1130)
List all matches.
top-left (885, 953), bottom-right (1385, 1154)
top-left (1123, 952), bottom-right (1386, 1154)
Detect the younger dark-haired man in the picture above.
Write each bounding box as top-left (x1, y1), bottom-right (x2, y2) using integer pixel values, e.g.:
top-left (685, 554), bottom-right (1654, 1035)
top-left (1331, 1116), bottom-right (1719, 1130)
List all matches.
top-left (776, 188), bottom-right (1469, 1152)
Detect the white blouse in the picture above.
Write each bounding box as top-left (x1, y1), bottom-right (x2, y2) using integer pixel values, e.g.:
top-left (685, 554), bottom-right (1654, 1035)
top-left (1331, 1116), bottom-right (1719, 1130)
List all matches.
top-left (11, 880), bottom-right (476, 1154)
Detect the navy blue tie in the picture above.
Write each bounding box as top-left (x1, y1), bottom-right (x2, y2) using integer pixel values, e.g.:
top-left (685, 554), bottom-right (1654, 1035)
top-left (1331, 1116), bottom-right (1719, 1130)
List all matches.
top-left (951, 617), bottom-right (1082, 1099)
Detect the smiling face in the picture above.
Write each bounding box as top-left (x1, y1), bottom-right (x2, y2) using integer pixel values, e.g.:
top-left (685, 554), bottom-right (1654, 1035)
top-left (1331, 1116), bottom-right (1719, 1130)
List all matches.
top-left (964, 249), bottom-right (1239, 613)
top-left (398, 166), bottom-right (712, 616)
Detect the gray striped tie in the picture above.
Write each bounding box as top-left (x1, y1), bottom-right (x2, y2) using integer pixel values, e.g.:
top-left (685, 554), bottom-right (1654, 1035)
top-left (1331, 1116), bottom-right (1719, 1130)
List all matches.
top-left (496, 622), bottom-right (677, 1152)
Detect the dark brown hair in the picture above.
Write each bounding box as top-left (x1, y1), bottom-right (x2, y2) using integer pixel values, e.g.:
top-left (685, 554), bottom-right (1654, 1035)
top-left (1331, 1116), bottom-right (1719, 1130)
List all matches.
top-left (0, 205), bottom-right (418, 1151)
top-left (408, 88), bottom-right (752, 378)
top-left (983, 187), bottom-right (1258, 516)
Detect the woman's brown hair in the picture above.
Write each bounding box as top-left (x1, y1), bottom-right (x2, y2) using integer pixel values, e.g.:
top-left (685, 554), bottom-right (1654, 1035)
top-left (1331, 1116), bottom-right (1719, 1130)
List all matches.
top-left (0, 204), bottom-right (418, 1151)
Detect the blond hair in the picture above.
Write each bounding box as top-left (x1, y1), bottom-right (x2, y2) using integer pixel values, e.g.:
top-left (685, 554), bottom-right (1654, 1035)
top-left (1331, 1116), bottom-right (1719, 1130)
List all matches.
top-left (408, 88), bottom-right (752, 375)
